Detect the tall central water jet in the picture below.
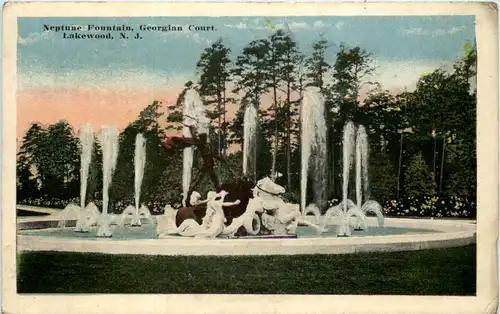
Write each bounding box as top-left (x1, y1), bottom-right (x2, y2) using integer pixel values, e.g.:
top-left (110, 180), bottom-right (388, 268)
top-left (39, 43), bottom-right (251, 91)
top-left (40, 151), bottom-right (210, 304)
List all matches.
top-left (97, 126), bottom-right (119, 237)
top-left (119, 134), bottom-right (155, 227)
top-left (181, 89), bottom-right (209, 207)
top-left (356, 125), bottom-right (369, 207)
top-left (343, 122), bottom-right (356, 213)
top-left (74, 125), bottom-right (95, 232)
top-left (300, 87), bottom-right (327, 215)
top-left (57, 125), bottom-right (100, 230)
top-left (243, 103), bottom-right (258, 181)
top-left (135, 135), bottom-right (146, 202)
top-left (133, 134), bottom-right (146, 224)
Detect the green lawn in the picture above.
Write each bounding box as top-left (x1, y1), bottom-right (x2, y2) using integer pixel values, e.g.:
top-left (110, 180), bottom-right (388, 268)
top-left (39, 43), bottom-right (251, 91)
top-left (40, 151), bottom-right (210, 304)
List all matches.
top-left (17, 244), bottom-right (476, 295)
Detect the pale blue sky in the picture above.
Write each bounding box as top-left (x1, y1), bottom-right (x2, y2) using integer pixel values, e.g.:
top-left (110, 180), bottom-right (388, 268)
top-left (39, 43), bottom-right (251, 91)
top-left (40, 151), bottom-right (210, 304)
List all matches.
top-left (17, 16), bottom-right (475, 91)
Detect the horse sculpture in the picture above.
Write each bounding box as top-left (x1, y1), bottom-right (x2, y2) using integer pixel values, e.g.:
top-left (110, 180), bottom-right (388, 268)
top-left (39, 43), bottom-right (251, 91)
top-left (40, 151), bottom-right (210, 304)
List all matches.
top-left (254, 178), bottom-right (327, 234)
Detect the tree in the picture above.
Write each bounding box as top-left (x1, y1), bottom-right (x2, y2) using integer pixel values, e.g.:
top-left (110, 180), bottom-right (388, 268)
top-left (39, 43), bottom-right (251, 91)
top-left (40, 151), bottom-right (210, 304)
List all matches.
top-left (279, 30), bottom-right (304, 188)
top-left (406, 42), bottom-right (476, 195)
top-left (110, 101), bottom-right (168, 211)
top-left (305, 35), bottom-right (331, 91)
top-left (231, 39), bottom-right (272, 180)
top-left (86, 139), bottom-right (103, 204)
top-left (267, 30), bottom-right (286, 178)
top-left (443, 43), bottom-right (477, 197)
top-left (327, 44), bottom-right (375, 198)
top-left (17, 123), bottom-right (45, 199)
top-left (404, 152), bottom-right (436, 199)
top-left (38, 121), bottom-right (79, 199)
top-left (196, 39), bottom-right (233, 156)
top-left (330, 43), bottom-right (376, 121)
top-left (232, 39), bottom-right (271, 109)
top-left (369, 150), bottom-right (398, 204)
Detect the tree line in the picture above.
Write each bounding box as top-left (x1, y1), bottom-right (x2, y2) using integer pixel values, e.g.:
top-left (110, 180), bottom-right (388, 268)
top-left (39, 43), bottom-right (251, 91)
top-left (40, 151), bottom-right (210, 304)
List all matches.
top-left (16, 29), bottom-right (477, 213)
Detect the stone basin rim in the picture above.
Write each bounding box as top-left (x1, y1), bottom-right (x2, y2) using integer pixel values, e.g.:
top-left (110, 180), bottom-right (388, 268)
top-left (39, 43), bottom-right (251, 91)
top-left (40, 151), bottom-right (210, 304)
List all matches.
top-left (17, 216), bottom-right (476, 256)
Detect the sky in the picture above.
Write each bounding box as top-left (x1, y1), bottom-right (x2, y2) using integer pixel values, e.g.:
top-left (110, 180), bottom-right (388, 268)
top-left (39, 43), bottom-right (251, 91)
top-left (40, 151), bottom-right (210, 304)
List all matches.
top-left (17, 16), bottom-right (475, 137)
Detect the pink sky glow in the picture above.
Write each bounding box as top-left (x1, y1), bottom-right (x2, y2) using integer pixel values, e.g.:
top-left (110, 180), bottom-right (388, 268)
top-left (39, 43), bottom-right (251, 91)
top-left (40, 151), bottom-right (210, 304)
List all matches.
top-left (16, 85), bottom-right (386, 144)
top-left (17, 86), bottom-right (182, 137)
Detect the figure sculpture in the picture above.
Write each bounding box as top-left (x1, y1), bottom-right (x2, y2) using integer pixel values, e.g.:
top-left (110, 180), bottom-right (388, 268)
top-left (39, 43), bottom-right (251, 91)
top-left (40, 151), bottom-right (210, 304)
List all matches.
top-left (172, 178), bottom-right (254, 232)
top-left (163, 124), bottom-right (220, 205)
top-left (160, 190), bottom-right (240, 238)
top-left (196, 191), bottom-right (240, 238)
top-left (250, 177), bottom-right (327, 235)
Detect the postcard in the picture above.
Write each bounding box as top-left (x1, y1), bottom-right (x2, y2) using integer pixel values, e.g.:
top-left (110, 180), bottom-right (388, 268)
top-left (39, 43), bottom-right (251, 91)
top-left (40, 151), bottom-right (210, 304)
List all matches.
top-left (2, 2), bottom-right (498, 314)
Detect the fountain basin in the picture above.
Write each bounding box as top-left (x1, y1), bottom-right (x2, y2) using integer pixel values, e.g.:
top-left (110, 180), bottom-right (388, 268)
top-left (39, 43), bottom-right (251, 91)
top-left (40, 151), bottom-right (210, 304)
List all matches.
top-left (17, 215), bottom-right (476, 256)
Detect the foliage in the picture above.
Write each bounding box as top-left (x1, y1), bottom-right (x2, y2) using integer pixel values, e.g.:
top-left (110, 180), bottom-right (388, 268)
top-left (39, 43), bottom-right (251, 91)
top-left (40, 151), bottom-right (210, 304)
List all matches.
top-left (383, 195), bottom-right (476, 218)
top-left (368, 150), bottom-right (398, 204)
top-left (404, 152), bottom-right (436, 199)
top-left (305, 35), bottom-right (331, 90)
top-left (16, 121), bottom-right (79, 200)
top-left (196, 39), bottom-right (233, 155)
top-left (330, 43), bottom-right (376, 121)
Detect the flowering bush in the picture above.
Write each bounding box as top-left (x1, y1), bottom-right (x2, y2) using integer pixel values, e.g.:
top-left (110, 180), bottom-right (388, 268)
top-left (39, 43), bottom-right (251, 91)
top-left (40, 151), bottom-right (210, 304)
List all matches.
top-left (18, 197), bottom-right (168, 215)
top-left (383, 195), bottom-right (476, 218)
top-left (19, 194), bottom-right (476, 218)
top-left (19, 197), bottom-right (73, 209)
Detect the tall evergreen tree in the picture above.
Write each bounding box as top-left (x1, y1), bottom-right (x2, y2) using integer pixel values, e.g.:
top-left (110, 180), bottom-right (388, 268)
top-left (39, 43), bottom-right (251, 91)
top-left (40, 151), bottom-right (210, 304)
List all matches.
top-left (17, 123), bottom-right (45, 200)
top-left (305, 35), bottom-right (331, 91)
top-left (278, 30), bottom-right (303, 188)
top-left (330, 43), bottom-right (375, 121)
top-left (196, 39), bottom-right (233, 156)
top-left (231, 39), bottom-right (272, 180)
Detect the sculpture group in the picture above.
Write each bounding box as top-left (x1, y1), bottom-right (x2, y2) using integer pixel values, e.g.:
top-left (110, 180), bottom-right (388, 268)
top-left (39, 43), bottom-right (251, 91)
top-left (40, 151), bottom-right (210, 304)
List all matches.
top-left (158, 177), bottom-right (327, 238)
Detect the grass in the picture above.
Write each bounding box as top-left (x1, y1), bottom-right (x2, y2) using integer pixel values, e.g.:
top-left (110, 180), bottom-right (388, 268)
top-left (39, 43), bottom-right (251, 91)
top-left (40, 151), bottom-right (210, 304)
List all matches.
top-left (17, 244), bottom-right (476, 295)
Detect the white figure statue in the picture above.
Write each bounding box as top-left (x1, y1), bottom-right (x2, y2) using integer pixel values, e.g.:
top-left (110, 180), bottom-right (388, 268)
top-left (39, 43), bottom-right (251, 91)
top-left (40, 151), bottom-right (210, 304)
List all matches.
top-left (200, 191), bottom-right (221, 230)
top-left (190, 191), bottom-right (208, 207)
top-left (196, 190), bottom-right (240, 238)
top-left (253, 177), bottom-right (327, 234)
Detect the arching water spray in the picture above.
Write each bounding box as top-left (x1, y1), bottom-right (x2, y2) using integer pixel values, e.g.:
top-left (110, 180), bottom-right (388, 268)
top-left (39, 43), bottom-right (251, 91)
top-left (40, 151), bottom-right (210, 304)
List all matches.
top-left (300, 87), bottom-right (327, 214)
top-left (243, 103), bottom-right (258, 179)
top-left (97, 126), bottom-right (119, 237)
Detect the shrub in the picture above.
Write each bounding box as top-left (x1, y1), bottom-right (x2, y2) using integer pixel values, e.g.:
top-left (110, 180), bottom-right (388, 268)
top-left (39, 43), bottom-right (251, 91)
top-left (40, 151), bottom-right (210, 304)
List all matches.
top-left (404, 152), bottom-right (436, 198)
top-left (369, 151), bottom-right (398, 204)
top-left (383, 195), bottom-right (476, 218)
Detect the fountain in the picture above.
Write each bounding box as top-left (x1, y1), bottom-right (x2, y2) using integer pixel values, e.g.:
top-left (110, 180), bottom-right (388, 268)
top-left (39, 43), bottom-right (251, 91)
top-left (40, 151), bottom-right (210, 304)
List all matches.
top-left (96, 126), bottom-right (119, 237)
top-left (17, 114), bottom-right (475, 254)
top-left (323, 121), bottom-right (385, 236)
top-left (118, 134), bottom-right (155, 227)
top-left (16, 83), bottom-right (474, 255)
top-left (56, 125), bottom-right (100, 230)
top-left (243, 103), bottom-right (257, 180)
top-left (300, 87), bottom-right (327, 219)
